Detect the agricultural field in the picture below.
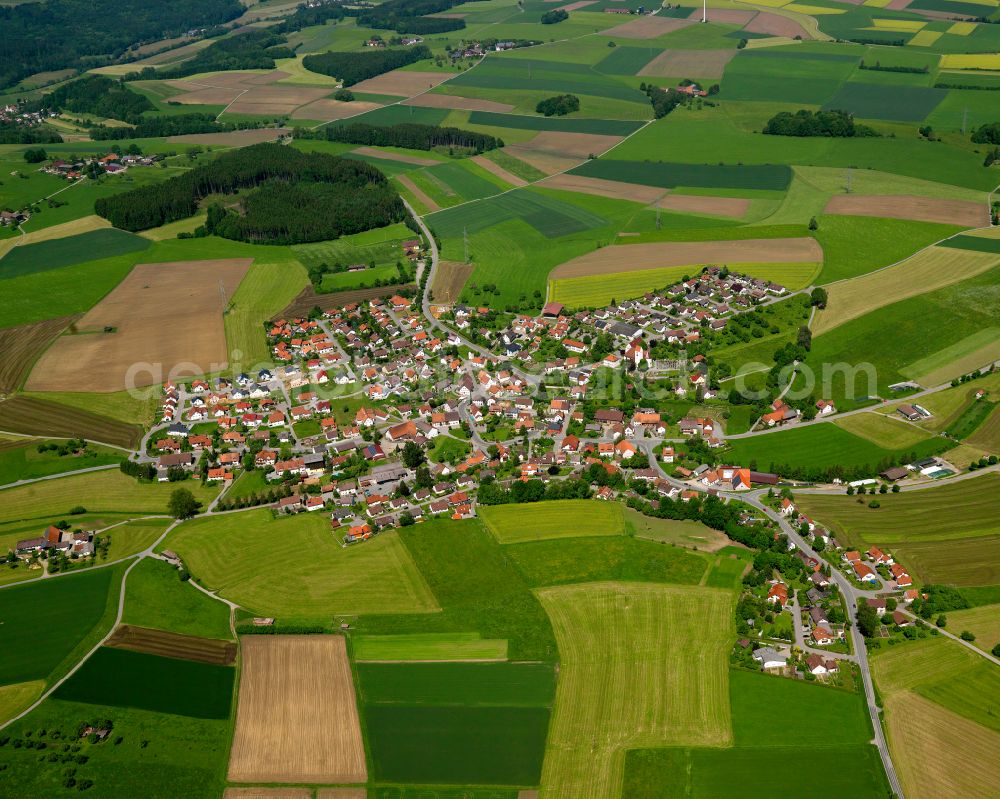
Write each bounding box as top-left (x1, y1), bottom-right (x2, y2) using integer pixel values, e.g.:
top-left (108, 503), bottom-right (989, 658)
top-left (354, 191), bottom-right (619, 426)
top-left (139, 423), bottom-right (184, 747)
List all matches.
top-left (872, 637), bottom-right (1000, 798)
top-left (479, 498), bottom-right (623, 544)
top-left (0, 316), bottom-right (76, 393)
top-left (0, 395), bottom-right (143, 449)
top-left (122, 557), bottom-right (233, 641)
top-left (352, 633), bottom-right (508, 662)
top-left (622, 508), bottom-right (730, 551)
top-left (229, 636), bottom-right (366, 784)
top-left (161, 510), bottom-right (439, 621)
top-left (537, 582), bottom-right (733, 799)
top-left (224, 258), bottom-right (309, 366)
top-left (944, 603), bottom-right (1000, 655)
top-left (833, 411), bottom-right (938, 450)
top-left (0, 437), bottom-right (121, 486)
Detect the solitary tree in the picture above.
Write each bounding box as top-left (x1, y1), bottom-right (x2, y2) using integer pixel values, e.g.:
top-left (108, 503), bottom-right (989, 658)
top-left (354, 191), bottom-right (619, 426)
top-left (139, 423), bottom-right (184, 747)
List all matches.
top-left (856, 603), bottom-right (879, 637)
top-left (810, 287), bottom-right (828, 308)
top-left (168, 488), bottom-right (202, 520)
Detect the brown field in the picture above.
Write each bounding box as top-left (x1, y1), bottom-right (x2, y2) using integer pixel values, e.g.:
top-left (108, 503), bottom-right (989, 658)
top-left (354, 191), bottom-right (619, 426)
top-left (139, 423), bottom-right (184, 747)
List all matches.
top-left (280, 283), bottom-right (418, 318)
top-left (27, 259), bottom-right (252, 392)
top-left (887, 0), bottom-right (913, 8)
top-left (472, 154), bottom-right (528, 187)
top-left (223, 790), bottom-right (311, 799)
top-left (404, 93), bottom-right (515, 113)
top-left (169, 128), bottom-right (290, 146)
top-left (744, 12), bottom-right (811, 38)
top-left (540, 173), bottom-right (665, 204)
top-left (431, 260), bottom-right (475, 303)
top-left (351, 70), bottom-right (453, 97)
top-left (550, 238), bottom-right (822, 279)
top-left (131, 35), bottom-right (194, 58)
top-left (812, 246), bottom-right (998, 335)
top-left (823, 195), bottom-right (988, 227)
top-left (170, 86), bottom-right (244, 105)
top-left (106, 624), bottom-right (236, 665)
top-left (228, 636), bottom-right (367, 784)
top-left (502, 145), bottom-right (580, 175)
top-left (688, 8), bottom-right (755, 23)
top-left (0, 316), bottom-right (76, 393)
top-left (605, 16), bottom-right (695, 39)
top-left (353, 147), bottom-right (439, 166)
top-left (291, 99), bottom-right (381, 120)
top-left (658, 193), bottom-right (750, 218)
top-left (0, 395), bottom-right (141, 449)
top-left (525, 131), bottom-right (624, 159)
top-left (886, 692), bottom-right (1000, 799)
top-left (639, 49), bottom-right (737, 79)
top-left (397, 174), bottom-right (440, 212)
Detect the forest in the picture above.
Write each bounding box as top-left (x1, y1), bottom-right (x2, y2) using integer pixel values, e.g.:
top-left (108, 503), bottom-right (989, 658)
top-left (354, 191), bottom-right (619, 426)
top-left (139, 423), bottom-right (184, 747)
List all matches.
top-left (153, 30), bottom-right (296, 80)
top-left (38, 75), bottom-right (153, 124)
top-left (304, 121), bottom-right (502, 152)
top-left (88, 113), bottom-right (259, 140)
top-left (0, 0), bottom-right (242, 89)
top-left (302, 45), bottom-right (432, 86)
top-left (0, 121), bottom-right (63, 145)
top-left (763, 109), bottom-right (879, 138)
top-left (94, 143), bottom-right (405, 244)
top-left (356, 0), bottom-right (467, 33)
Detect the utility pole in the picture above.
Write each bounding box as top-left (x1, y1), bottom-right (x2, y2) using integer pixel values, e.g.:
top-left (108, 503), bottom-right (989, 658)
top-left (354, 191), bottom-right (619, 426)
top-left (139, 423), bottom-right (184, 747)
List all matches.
top-left (656, 205), bottom-right (661, 230)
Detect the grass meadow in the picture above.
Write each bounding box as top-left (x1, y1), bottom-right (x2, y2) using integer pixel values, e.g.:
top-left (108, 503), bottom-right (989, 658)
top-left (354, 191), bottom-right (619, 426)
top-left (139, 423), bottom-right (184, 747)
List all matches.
top-left (224, 258), bottom-right (309, 366)
top-left (0, 438), bottom-right (121, 486)
top-left (479, 498), bottom-right (623, 544)
top-left (122, 557), bottom-right (233, 641)
top-left (163, 510), bottom-right (438, 620)
top-left (352, 633), bottom-right (509, 662)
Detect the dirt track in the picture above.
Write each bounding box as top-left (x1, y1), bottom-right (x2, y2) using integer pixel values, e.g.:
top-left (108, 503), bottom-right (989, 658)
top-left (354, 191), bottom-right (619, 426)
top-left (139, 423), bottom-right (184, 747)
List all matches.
top-left (550, 238), bottom-right (823, 279)
top-left (823, 195), bottom-right (989, 227)
top-left (27, 259), bottom-right (251, 391)
top-left (228, 636), bottom-right (367, 784)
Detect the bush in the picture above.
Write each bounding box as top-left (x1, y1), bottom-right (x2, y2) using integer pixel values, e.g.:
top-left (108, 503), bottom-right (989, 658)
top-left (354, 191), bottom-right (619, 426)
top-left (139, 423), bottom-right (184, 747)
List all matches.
top-left (536, 94), bottom-right (579, 117)
top-left (541, 9), bottom-right (568, 24)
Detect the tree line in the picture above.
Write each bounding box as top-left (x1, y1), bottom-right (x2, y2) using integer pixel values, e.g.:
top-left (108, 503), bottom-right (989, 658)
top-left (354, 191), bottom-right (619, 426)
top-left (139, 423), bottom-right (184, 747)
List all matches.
top-left (88, 112), bottom-right (261, 140)
top-left (0, 0), bottom-right (242, 90)
top-left (763, 109), bottom-right (879, 138)
top-left (356, 0), bottom-right (467, 34)
top-left (302, 45), bottom-right (432, 86)
top-left (0, 121), bottom-right (63, 145)
top-left (154, 30), bottom-right (295, 81)
top-left (95, 142), bottom-right (405, 242)
top-left (299, 121), bottom-right (502, 152)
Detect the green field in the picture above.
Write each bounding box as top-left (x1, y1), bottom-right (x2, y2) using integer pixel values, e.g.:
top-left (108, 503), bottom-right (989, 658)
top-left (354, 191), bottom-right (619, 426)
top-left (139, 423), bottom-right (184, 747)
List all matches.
top-left (466, 110), bottom-right (644, 136)
top-left (537, 582), bottom-right (734, 799)
top-left (358, 662), bottom-right (556, 707)
top-left (0, 228), bottom-right (150, 278)
top-left (622, 508), bottom-right (729, 551)
top-left (507, 535), bottom-right (710, 588)
top-left (0, 565), bottom-right (121, 686)
top-left (834, 411), bottom-right (938, 450)
top-left (941, 234), bottom-right (1000, 254)
top-left (0, 438), bottom-right (121, 486)
top-left (122, 557), bottom-right (233, 641)
top-left (162, 510), bottom-right (438, 621)
top-left (224, 258), bottom-right (309, 366)
top-left (571, 159), bottom-right (793, 191)
top-left (353, 633), bottom-right (509, 662)
top-left (54, 646), bottom-right (234, 719)
top-left (479, 499), bottom-right (623, 544)
top-left (725, 421), bottom-right (946, 475)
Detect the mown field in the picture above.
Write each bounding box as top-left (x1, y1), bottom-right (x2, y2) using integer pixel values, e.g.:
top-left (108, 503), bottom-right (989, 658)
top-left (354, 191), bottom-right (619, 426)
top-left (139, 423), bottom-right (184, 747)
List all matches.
top-left (0, 316), bottom-right (75, 393)
top-left (352, 633), bottom-right (508, 662)
top-left (224, 258), bottom-right (309, 366)
top-left (163, 509), bottom-right (439, 620)
top-left (872, 637), bottom-right (1000, 799)
top-left (537, 582), bottom-right (733, 799)
top-left (0, 437), bottom-right (121, 486)
top-left (0, 395), bottom-right (143, 449)
top-left (479, 498), bottom-right (624, 544)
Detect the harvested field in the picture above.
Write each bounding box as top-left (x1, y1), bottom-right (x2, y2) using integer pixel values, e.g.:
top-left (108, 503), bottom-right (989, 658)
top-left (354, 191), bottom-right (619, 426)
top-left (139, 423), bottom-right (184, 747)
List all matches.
top-left (658, 194), bottom-right (750, 218)
top-left (886, 692), bottom-right (1000, 799)
top-left (352, 147), bottom-right (438, 166)
top-left (351, 70), bottom-right (453, 97)
top-left (27, 259), bottom-right (252, 392)
top-left (472, 154), bottom-right (528, 187)
top-left (823, 195), bottom-right (989, 227)
top-left (227, 101), bottom-right (308, 116)
top-left (223, 790), bottom-right (312, 799)
top-left (316, 791), bottom-right (366, 799)
top-left (431, 260), bottom-right (475, 303)
top-left (0, 395), bottom-right (141, 449)
top-left (744, 12), bottom-right (812, 38)
top-left (524, 131), bottom-right (624, 159)
top-left (169, 128), bottom-right (290, 146)
top-left (0, 316), bottom-right (75, 393)
top-left (550, 238), bottom-right (822, 279)
top-left (397, 174), bottom-right (440, 212)
top-left (688, 8), bottom-right (755, 23)
top-left (639, 49), bottom-right (737, 79)
top-left (404, 93), bottom-right (515, 113)
top-left (537, 582), bottom-right (732, 799)
top-left (279, 283), bottom-right (417, 318)
top-left (291, 99), bottom-right (380, 120)
top-left (170, 86), bottom-right (243, 105)
top-left (605, 16), bottom-right (695, 39)
top-left (812, 247), bottom-right (999, 335)
top-left (540, 174), bottom-right (665, 204)
top-left (228, 636), bottom-right (367, 784)
top-left (106, 624), bottom-right (236, 665)
top-left (502, 145), bottom-right (580, 175)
